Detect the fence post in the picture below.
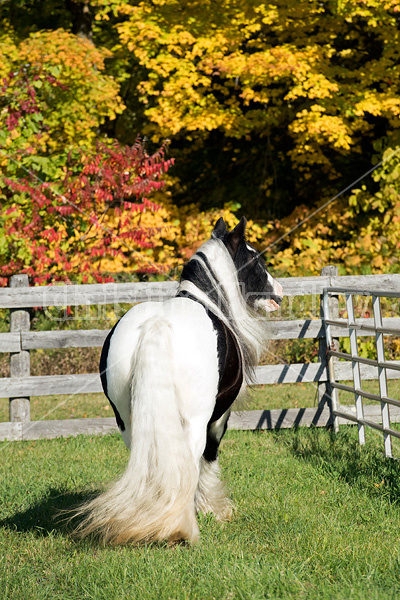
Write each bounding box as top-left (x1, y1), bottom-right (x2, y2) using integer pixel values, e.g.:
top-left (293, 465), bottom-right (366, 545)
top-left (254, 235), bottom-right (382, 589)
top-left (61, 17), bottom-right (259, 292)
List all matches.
top-left (318, 265), bottom-right (339, 426)
top-left (9, 274), bottom-right (31, 423)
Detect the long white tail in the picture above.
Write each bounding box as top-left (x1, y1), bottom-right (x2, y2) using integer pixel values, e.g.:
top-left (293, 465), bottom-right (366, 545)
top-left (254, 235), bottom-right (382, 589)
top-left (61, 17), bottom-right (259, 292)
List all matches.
top-left (73, 317), bottom-right (200, 544)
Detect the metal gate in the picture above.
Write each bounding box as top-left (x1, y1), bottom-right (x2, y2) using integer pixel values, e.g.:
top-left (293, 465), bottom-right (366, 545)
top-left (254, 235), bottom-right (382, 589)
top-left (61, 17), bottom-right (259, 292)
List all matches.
top-left (323, 287), bottom-right (400, 458)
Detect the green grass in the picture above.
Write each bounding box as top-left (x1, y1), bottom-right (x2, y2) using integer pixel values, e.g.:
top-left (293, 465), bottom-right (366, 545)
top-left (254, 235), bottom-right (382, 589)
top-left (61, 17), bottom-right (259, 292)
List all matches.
top-left (245, 379), bottom-right (400, 411)
top-left (1, 428), bottom-right (400, 599)
top-left (0, 393), bottom-right (112, 422)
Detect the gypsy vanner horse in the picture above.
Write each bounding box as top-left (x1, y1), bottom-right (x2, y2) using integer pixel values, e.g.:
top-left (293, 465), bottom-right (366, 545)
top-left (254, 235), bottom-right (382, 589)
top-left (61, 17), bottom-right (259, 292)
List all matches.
top-left (74, 217), bottom-right (283, 544)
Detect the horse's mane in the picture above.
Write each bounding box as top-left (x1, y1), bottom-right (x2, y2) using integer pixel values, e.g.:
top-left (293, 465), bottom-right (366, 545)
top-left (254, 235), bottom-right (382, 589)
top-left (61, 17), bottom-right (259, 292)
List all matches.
top-left (177, 238), bottom-right (270, 384)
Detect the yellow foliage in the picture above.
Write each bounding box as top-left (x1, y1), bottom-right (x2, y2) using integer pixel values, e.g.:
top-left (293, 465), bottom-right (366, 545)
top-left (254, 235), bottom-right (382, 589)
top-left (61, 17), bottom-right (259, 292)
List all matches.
top-left (0, 27), bottom-right (18, 78)
top-left (93, 199), bottom-right (272, 277)
top-left (107, 0), bottom-right (400, 197)
top-left (2, 29), bottom-right (124, 154)
top-left (4, 2), bottom-right (400, 280)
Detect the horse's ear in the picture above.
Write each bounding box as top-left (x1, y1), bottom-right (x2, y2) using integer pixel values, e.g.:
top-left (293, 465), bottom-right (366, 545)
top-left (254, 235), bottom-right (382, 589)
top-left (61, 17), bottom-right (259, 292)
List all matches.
top-left (226, 216), bottom-right (247, 256)
top-left (212, 217), bottom-right (227, 239)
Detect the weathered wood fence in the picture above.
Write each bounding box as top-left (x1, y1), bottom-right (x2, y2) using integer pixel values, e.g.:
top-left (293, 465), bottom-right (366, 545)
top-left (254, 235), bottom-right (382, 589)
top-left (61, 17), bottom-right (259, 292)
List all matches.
top-left (1, 269), bottom-right (400, 442)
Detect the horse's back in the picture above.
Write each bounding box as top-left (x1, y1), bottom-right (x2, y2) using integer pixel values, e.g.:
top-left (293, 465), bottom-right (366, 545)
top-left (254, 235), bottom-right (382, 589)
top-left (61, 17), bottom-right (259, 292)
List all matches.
top-left (103, 297), bottom-right (219, 447)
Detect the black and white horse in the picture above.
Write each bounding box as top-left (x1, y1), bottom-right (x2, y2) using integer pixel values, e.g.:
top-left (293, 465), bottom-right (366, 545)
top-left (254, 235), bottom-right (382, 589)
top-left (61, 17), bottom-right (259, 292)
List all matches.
top-left (75, 217), bottom-right (283, 544)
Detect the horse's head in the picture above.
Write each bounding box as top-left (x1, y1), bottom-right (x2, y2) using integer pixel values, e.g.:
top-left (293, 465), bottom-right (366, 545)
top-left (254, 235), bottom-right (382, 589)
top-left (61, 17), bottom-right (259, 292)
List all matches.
top-left (212, 217), bottom-right (283, 312)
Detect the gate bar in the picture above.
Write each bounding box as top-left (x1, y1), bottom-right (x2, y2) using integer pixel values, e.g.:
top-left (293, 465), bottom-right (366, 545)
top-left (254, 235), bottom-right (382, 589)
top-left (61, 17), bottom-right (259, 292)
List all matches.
top-left (326, 288), bottom-right (400, 299)
top-left (331, 382), bottom-right (400, 408)
top-left (373, 294), bottom-right (393, 457)
top-left (325, 318), bottom-right (400, 336)
top-left (328, 350), bottom-right (400, 372)
top-left (346, 292), bottom-right (366, 446)
top-left (322, 290), bottom-right (340, 432)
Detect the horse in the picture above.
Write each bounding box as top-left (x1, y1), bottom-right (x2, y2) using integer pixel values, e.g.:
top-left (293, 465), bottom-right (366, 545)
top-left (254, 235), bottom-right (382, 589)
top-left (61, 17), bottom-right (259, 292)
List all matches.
top-left (73, 216), bottom-right (283, 544)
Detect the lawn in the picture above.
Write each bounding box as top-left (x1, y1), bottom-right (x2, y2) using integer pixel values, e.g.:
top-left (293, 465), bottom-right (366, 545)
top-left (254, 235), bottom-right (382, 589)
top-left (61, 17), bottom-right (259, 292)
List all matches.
top-left (1, 426), bottom-right (400, 600)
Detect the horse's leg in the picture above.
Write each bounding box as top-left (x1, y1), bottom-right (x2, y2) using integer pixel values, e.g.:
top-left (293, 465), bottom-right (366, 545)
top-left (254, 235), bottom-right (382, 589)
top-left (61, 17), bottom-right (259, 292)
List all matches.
top-left (195, 409), bottom-right (233, 522)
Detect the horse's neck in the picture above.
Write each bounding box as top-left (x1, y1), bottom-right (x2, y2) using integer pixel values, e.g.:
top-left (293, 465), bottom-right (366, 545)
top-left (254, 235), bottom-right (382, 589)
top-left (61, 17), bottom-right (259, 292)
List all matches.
top-left (177, 240), bottom-right (242, 330)
top-left (177, 241), bottom-right (267, 379)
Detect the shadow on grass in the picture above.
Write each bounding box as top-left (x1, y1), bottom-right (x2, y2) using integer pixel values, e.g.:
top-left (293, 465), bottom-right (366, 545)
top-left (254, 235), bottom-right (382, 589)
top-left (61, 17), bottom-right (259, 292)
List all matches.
top-left (0, 487), bottom-right (98, 538)
top-left (278, 427), bottom-right (400, 504)
top-left (0, 488), bottom-right (192, 549)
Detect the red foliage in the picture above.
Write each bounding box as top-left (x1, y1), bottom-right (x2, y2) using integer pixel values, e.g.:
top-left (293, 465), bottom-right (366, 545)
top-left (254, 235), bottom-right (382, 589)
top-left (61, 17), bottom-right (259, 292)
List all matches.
top-left (1, 138), bottom-right (175, 285)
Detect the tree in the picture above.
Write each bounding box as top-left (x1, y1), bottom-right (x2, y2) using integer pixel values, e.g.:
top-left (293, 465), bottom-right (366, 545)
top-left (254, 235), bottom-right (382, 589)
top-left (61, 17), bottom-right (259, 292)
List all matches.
top-left (0, 44), bottom-right (174, 284)
top-left (3, 1), bottom-right (400, 280)
top-left (0, 135), bottom-right (175, 285)
top-left (259, 147), bottom-right (400, 276)
top-left (109, 0), bottom-right (400, 219)
top-left (5, 1), bottom-right (400, 223)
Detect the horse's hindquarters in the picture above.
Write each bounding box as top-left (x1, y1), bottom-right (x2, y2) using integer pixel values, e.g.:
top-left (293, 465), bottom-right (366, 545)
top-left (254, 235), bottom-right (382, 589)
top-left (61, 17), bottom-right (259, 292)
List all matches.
top-left (104, 298), bottom-right (220, 458)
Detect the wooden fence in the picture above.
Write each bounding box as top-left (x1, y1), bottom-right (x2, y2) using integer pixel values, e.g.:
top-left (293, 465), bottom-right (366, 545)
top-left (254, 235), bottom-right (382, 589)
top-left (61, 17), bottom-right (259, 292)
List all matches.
top-left (1, 269), bottom-right (400, 442)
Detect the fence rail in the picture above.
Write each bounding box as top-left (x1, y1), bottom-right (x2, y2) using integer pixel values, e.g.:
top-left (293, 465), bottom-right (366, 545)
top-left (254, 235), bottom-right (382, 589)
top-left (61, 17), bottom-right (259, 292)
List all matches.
top-left (3, 316), bottom-right (400, 354)
top-left (1, 270), bottom-right (400, 443)
top-left (1, 273), bottom-right (400, 309)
